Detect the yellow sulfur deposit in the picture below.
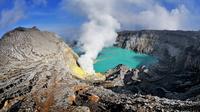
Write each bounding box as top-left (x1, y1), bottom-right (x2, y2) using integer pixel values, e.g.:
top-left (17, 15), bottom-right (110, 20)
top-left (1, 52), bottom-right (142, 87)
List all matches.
top-left (64, 47), bottom-right (105, 81)
top-left (71, 64), bottom-right (106, 81)
top-left (71, 65), bottom-right (86, 79)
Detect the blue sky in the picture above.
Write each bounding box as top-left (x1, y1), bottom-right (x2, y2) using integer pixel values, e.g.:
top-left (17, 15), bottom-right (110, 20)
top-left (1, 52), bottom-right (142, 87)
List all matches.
top-left (0, 0), bottom-right (200, 40)
top-left (0, 0), bottom-right (86, 40)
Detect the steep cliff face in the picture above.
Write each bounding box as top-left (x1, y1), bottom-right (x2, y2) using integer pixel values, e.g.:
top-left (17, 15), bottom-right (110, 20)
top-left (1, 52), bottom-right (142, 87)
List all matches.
top-left (0, 28), bottom-right (200, 112)
top-left (114, 30), bottom-right (200, 100)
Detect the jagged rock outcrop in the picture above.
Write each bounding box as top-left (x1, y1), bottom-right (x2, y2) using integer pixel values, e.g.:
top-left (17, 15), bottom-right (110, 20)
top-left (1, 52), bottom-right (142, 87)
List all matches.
top-left (0, 27), bottom-right (199, 112)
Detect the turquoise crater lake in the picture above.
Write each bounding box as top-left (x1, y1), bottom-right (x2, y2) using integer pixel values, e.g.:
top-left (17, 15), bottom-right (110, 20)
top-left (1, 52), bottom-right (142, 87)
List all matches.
top-left (94, 47), bottom-right (157, 73)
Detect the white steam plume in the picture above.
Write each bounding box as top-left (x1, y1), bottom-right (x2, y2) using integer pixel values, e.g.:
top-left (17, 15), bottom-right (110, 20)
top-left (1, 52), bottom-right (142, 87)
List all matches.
top-left (76, 0), bottom-right (120, 74)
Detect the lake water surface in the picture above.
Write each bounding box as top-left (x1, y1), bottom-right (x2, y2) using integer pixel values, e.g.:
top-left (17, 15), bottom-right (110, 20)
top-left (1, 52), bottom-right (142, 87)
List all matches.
top-left (94, 47), bottom-right (157, 73)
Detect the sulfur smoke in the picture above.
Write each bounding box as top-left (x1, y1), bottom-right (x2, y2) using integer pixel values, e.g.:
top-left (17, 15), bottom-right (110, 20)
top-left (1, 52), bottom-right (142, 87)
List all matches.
top-left (77, 0), bottom-right (120, 74)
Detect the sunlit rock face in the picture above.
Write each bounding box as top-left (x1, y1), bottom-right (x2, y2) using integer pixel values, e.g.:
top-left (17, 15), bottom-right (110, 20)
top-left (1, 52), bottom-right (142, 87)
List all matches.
top-left (0, 27), bottom-right (86, 111)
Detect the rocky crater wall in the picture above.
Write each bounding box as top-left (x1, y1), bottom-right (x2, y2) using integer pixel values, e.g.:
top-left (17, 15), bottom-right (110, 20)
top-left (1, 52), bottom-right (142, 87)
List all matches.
top-left (116, 30), bottom-right (200, 72)
top-left (113, 30), bottom-right (200, 100)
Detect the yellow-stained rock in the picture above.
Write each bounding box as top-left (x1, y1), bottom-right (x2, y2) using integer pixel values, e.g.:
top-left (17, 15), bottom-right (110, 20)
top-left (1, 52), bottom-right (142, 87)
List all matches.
top-left (63, 48), bottom-right (106, 81)
top-left (85, 73), bottom-right (106, 81)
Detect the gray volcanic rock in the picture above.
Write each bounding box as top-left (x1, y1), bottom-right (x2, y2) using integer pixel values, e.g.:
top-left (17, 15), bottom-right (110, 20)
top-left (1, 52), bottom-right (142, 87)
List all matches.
top-left (0, 27), bottom-right (83, 111)
top-left (0, 27), bottom-right (200, 112)
top-left (113, 30), bottom-right (200, 101)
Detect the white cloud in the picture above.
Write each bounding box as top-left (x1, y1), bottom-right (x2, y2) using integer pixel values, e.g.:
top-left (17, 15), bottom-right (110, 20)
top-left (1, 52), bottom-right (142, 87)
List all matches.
top-left (0, 0), bottom-right (49, 29)
top-left (126, 0), bottom-right (154, 6)
top-left (113, 0), bottom-right (189, 30)
top-left (118, 4), bottom-right (189, 30)
top-left (0, 0), bottom-right (26, 28)
top-left (64, 0), bottom-right (190, 30)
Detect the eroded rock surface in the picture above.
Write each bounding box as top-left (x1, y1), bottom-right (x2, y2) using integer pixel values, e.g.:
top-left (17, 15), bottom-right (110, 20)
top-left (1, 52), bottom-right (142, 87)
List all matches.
top-left (0, 27), bottom-right (84, 111)
top-left (0, 28), bottom-right (199, 112)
